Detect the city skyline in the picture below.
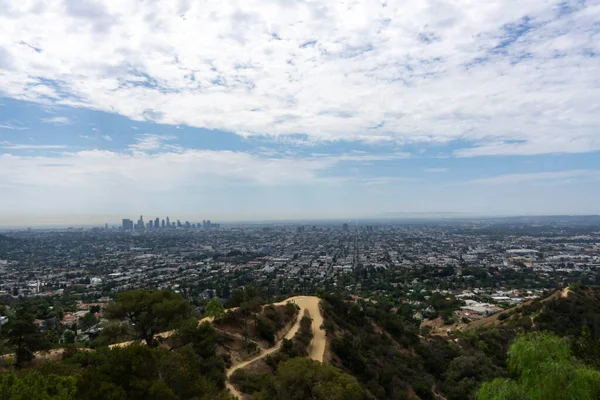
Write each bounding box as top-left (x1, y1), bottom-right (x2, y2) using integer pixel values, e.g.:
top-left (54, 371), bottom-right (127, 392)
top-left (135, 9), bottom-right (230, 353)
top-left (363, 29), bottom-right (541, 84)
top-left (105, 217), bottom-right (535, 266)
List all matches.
top-left (1, 0), bottom-right (599, 220)
top-left (121, 215), bottom-right (219, 231)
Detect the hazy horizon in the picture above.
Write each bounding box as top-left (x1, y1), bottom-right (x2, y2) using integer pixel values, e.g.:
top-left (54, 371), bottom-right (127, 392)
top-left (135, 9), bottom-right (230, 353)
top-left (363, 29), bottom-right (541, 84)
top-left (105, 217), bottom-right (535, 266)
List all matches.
top-left (2, 211), bottom-right (599, 229)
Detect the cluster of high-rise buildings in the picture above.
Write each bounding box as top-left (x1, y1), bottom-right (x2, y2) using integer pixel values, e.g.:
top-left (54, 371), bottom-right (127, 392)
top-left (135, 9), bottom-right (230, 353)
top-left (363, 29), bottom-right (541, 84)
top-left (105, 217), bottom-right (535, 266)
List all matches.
top-left (121, 216), bottom-right (219, 231)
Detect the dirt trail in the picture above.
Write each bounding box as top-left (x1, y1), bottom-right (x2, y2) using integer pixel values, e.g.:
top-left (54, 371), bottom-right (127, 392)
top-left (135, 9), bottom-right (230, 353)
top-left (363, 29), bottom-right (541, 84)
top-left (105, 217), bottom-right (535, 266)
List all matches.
top-left (225, 296), bottom-right (326, 399)
top-left (3, 296), bottom-right (326, 400)
top-left (274, 296), bottom-right (325, 362)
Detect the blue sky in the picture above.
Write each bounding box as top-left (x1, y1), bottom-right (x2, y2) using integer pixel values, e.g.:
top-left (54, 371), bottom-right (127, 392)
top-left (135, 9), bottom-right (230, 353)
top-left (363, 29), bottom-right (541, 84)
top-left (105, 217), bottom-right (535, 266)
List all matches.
top-left (0, 0), bottom-right (599, 225)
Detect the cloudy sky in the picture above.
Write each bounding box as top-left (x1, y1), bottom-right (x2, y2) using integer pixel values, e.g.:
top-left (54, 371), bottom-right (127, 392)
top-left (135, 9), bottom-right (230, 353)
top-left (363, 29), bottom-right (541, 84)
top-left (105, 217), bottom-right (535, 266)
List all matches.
top-left (0, 0), bottom-right (599, 225)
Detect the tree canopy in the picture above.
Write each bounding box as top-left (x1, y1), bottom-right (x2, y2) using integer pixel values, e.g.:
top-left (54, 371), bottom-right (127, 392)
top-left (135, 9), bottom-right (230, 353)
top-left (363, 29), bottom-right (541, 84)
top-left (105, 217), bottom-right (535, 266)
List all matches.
top-left (2, 305), bottom-right (51, 367)
top-left (205, 298), bottom-right (226, 321)
top-left (104, 290), bottom-right (191, 347)
top-left (254, 358), bottom-right (366, 400)
top-left (478, 331), bottom-right (600, 400)
top-left (0, 370), bottom-right (76, 400)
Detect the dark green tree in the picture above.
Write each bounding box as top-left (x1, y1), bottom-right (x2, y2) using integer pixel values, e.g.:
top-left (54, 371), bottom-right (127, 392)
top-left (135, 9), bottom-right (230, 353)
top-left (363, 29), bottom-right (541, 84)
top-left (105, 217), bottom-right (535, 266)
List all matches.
top-left (441, 353), bottom-right (502, 400)
top-left (254, 358), bottom-right (366, 400)
top-left (3, 309), bottom-right (51, 368)
top-left (104, 290), bottom-right (191, 347)
top-left (63, 330), bottom-right (76, 344)
top-left (79, 312), bottom-right (98, 331)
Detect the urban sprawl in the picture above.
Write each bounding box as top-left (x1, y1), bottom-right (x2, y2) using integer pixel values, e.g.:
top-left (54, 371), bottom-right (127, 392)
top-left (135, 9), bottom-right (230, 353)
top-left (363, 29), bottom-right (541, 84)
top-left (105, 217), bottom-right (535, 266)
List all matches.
top-left (1, 216), bottom-right (599, 339)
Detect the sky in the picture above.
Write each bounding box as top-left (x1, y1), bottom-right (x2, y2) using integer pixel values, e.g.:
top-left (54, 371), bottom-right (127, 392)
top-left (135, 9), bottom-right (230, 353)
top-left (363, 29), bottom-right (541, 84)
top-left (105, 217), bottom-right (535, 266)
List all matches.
top-left (0, 0), bottom-right (599, 226)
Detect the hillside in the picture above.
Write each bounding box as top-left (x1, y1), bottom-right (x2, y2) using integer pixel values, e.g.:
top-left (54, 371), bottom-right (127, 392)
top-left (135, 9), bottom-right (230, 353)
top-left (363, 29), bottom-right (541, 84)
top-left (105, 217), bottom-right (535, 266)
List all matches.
top-left (314, 286), bottom-right (600, 399)
top-left (2, 286), bottom-right (600, 399)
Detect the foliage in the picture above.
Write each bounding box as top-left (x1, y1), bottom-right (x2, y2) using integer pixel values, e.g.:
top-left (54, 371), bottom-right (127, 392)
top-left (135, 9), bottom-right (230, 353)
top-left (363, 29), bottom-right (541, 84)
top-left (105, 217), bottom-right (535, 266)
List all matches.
top-left (264, 315), bottom-right (313, 371)
top-left (478, 331), bottom-right (600, 400)
top-left (224, 286), bottom-right (260, 308)
top-left (253, 358), bottom-right (366, 400)
top-left (171, 320), bottom-right (226, 386)
top-left (477, 379), bottom-right (528, 400)
top-left (205, 298), bottom-right (226, 321)
top-left (73, 343), bottom-right (228, 400)
top-left (323, 293), bottom-right (444, 399)
top-left (2, 306), bottom-right (52, 367)
top-left (256, 316), bottom-right (275, 344)
top-left (0, 369), bottom-right (76, 400)
top-left (533, 286), bottom-right (600, 339)
top-left (441, 353), bottom-right (504, 400)
top-left (62, 330), bottom-right (75, 344)
top-left (104, 290), bottom-right (191, 347)
top-left (79, 313), bottom-right (98, 331)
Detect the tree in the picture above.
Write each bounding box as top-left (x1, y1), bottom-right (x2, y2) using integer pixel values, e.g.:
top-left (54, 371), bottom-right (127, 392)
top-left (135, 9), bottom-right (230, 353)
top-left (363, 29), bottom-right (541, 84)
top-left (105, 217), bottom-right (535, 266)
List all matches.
top-left (2, 309), bottom-right (51, 368)
top-left (90, 305), bottom-right (101, 314)
top-left (79, 312), bottom-right (98, 331)
top-left (478, 332), bottom-right (600, 400)
top-left (104, 290), bottom-right (191, 347)
top-left (205, 298), bottom-right (225, 321)
top-left (74, 343), bottom-right (229, 400)
top-left (477, 379), bottom-right (528, 400)
top-left (0, 369), bottom-right (76, 400)
top-left (441, 353), bottom-right (502, 400)
top-left (63, 330), bottom-right (76, 344)
top-left (76, 345), bottom-right (176, 400)
top-left (254, 358), bottom-right (366, 400)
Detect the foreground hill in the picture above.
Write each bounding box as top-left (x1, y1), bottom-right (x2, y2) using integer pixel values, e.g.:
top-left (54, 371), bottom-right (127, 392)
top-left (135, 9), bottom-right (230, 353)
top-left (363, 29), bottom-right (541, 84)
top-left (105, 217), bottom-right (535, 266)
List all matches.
top-left (316, 286), bottom-right (600, 399)
top-left (2, 286), bottom-right (600, 399)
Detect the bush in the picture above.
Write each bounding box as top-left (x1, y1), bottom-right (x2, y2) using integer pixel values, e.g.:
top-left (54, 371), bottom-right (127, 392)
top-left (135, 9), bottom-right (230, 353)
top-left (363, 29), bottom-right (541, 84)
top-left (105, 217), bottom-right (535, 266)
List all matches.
top-left (256, 316), bottom-right (275, 344)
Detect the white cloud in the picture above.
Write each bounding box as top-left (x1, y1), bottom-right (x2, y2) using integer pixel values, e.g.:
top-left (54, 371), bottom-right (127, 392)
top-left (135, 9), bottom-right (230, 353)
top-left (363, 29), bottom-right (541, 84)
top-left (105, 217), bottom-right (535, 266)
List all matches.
top-left (41, 116), bottom-right (70, 125)
top-left (128, 134), bottom-right (175, 152)
top-left (0, 142), bottom-right (416, 194)
top-left (103, 135), bottom-right (113, 141)
top-left (0, 0), bottom-right (598, 155)
top-left (0, 123), bottom-right (28, 130)
top-left (471, 169), bottom-right (600, 184)
top-left (425, 168), bottom-right (448, 172)
top-left (0, 147), bottom-right (407, 194)
top-left (455, 136), bottom-right (600, 157)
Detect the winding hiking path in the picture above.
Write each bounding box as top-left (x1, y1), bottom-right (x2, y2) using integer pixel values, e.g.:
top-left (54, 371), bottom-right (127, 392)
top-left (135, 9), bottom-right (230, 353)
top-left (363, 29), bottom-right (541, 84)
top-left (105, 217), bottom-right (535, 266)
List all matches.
top-left (225, 296), bottom-right (326, 399)
top-left (2, 296), bottom-right (326, 400)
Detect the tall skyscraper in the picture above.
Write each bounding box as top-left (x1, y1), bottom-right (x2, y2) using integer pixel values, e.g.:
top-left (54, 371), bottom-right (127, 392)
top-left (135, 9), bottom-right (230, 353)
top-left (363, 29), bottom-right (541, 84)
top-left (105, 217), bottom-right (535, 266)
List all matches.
top-left (136, 215), bottom-right (145, 229)
top-left (122, 219), bottom-right (134, 231)
top-left (166, 216), bottom-right (170, 228)
top-left (155, 217), bottom-right (160, 229)
top-left (161, 219), bottom-right (166, 228)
